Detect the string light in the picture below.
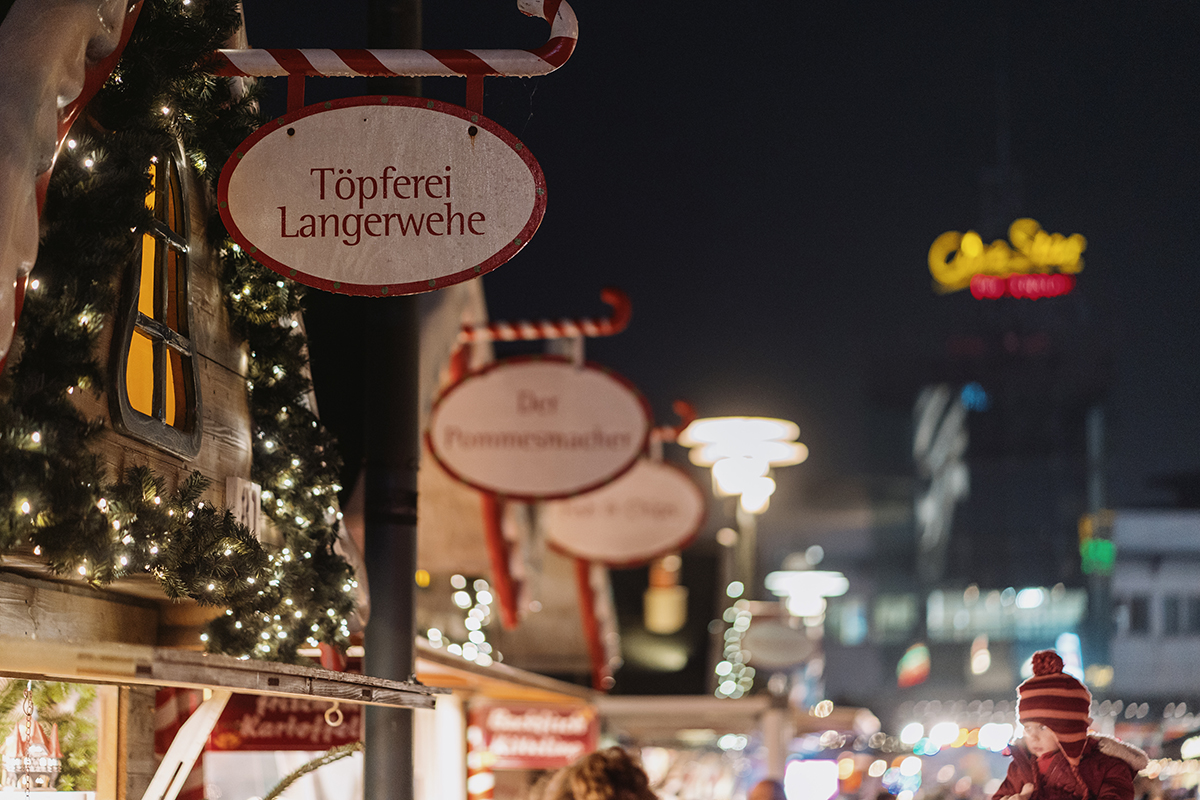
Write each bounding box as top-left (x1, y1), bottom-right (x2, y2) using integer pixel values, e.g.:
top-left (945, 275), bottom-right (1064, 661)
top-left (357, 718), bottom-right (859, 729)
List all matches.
top-left (0, 0), bottom-right (357, 666)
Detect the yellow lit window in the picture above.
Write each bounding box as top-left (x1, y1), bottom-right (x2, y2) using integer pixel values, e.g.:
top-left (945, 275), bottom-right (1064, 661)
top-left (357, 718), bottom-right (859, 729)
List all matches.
top-left (114, 150), bottom-right (201, 458)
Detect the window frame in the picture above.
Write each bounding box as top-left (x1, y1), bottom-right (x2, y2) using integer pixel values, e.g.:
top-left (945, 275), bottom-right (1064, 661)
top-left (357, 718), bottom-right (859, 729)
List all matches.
top-left (110, 142), bottom-right (203, 458)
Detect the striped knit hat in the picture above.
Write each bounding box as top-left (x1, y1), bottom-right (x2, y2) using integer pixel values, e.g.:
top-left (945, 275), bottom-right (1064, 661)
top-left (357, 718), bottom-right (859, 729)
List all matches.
top-left (1016, 650), bottom-right (1093, 763)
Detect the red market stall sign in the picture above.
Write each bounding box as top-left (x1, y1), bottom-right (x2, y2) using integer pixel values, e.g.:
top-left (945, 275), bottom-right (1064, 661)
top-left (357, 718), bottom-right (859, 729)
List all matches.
top-left (218, 96), bottom-right (546, 296)
top-left (427, 356), bottom-right (652, 500)
top-left (469, 704), bottom-right (598, 770)
top-left (542, 459), bottom-right (706, 566)
top-left (207, 695), bottom-right (361, 751)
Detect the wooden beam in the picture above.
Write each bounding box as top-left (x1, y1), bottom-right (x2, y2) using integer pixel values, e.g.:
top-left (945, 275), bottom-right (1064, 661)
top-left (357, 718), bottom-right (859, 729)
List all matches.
top-left (0, 636), bottom-right (441, 709)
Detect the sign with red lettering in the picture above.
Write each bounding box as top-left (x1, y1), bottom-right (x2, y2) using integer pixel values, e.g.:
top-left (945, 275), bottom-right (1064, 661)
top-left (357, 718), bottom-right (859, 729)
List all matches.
top-left (207, 695), bottom-right (361, 751)
top-left (218, 96), bottom-right (546, 296)
top-left (542, 459), bottom-right (706, 566)
top-left (427, 356), bottom-right (652, 500)
top-left (469, 703), bottom-right (598, 770)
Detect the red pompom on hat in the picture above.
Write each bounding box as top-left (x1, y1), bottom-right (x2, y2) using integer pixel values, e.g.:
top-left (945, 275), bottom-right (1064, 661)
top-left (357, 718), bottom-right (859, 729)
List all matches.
top-left (1016, 649), bottom-right (1093, 763)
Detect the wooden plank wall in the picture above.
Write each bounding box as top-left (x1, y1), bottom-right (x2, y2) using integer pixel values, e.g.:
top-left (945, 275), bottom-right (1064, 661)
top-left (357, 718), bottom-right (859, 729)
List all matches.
top-left (71, 171), bottom-right (252, 513)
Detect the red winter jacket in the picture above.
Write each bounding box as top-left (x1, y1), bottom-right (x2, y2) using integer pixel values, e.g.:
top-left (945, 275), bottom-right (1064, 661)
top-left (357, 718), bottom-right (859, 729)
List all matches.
top-left (991, 735), bottom-right (1147, 800)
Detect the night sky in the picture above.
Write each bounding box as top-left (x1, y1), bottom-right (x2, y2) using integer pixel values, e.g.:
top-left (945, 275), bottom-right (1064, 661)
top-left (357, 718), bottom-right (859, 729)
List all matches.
top-left (243, 0), bottom-right (1200, 575)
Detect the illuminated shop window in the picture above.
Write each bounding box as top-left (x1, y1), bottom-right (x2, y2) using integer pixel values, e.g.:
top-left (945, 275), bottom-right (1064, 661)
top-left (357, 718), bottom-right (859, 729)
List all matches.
top-left (112, 149), bottom-right (202, 458)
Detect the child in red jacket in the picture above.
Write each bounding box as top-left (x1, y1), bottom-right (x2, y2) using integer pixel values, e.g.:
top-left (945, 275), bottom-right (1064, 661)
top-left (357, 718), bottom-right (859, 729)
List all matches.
top-left (993, 650), bottom-right (1147, 800)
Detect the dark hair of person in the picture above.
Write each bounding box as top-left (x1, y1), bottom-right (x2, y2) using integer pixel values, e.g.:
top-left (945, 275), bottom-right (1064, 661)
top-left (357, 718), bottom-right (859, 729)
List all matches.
top-left (561, 747), bottom-right (658, 800)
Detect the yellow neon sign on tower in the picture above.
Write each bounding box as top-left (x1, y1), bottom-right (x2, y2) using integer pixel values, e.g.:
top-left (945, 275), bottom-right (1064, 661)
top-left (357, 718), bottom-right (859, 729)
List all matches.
top-left (928, 218), bottom-right (1086, 293)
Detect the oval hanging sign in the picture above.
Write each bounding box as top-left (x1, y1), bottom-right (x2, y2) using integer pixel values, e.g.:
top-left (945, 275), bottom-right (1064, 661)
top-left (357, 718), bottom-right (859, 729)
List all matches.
top-left (218, 96), bottom-right (546, 296)
top-left (542, 459), bottom-right (707, 567)
top-left (426, 356), bottom-right (652, 500)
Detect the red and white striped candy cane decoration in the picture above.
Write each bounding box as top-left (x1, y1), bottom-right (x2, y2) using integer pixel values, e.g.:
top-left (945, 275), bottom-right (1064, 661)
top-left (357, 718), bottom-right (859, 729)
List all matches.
top-left (460, 286), bottom-right (630, 346)
top-left (447, 287), bottom-right (630, 385)
top-left (209, 0), bottom-right (577, 78)
top-left (448, 287), bottom-right (631, 631)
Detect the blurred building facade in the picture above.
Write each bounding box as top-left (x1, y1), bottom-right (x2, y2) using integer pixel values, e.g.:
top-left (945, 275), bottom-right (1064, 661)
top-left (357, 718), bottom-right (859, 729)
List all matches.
top-left (820, 284), bottom-right (1119, 733)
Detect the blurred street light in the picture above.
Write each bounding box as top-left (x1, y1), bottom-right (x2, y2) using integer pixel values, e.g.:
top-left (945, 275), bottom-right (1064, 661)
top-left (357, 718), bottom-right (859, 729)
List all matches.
top-left (678, 416), bottom-right (806, 704)
top-left (680, 416), bottom-right (808, 514)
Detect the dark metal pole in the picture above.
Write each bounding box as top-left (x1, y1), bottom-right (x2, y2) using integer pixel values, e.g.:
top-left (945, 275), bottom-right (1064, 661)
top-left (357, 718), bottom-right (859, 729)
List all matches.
top-left (362, 2), bottom-right (421, 799)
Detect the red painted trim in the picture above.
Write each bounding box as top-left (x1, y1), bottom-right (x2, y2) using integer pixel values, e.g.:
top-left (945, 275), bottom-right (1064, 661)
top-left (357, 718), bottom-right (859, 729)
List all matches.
top-left (424, 355), bottom-right (654, 501)
top-left (466, 75), bottom-right (486, 113)
top-left (286, 74), bottom-right (306, 113)
top-left (57, 0), bottom-right (145, 152)
top-left (217, 95), bottom-right (547, 297)
top-left (446, 344), bottom-right (471, 386)
top-left (317, 642), bottom-right (348, 671)
top-left (481, 492), bottom-right (520, 630)
top-left (599, 286), bottom-right (632, 334)
top-left (574, 559), bottom-right (608, 692)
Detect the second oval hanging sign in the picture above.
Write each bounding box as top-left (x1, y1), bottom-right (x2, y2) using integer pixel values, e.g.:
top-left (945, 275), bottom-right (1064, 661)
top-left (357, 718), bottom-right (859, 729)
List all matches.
top-left (427, 356), bottom-right (652, 500)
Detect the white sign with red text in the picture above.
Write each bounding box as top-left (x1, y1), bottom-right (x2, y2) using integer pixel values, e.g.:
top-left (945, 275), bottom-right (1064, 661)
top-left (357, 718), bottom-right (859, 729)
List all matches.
top-left (426, 357), bottom-right (651, 500)
top-left (218, 96), bottom-right (546, 296)
top-left (469, 703), bottom-right (598, 771)
top-left (543, 459), bottom-right (706, 566)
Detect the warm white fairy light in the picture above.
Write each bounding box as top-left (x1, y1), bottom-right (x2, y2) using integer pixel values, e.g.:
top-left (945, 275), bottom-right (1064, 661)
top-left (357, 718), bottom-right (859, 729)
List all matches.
top-left (30, 432), bottom-right (40, 444)
top-left (19, 500), bottom-right (30, 514)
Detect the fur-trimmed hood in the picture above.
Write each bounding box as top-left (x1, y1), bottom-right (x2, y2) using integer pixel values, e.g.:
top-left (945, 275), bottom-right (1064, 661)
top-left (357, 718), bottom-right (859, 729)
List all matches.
top-left (1090, 733), bottom-right (1149, 773)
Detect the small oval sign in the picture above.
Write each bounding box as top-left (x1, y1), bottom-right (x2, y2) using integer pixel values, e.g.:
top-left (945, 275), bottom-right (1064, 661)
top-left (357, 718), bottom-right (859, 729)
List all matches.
top-left (218, 96), bottom-right (546, 296)
top-left (542, 460), bottom-right (706, 566)
top-left (742, 620), bottom-right (818, 670)
top-left (426, 357), bottom-right (651, 500)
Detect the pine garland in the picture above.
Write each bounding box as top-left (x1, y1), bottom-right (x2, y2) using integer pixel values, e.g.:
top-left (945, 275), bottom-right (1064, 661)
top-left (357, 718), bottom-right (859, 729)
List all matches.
top-left (0, 0), bottom-right (356, 661)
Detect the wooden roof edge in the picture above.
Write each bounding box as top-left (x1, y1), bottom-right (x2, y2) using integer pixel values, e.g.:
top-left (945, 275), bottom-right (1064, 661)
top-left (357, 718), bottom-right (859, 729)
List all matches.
top-left (415, 637), bottom-right (596, 704)
top-left (0, 636), bottom-right (441, 710)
